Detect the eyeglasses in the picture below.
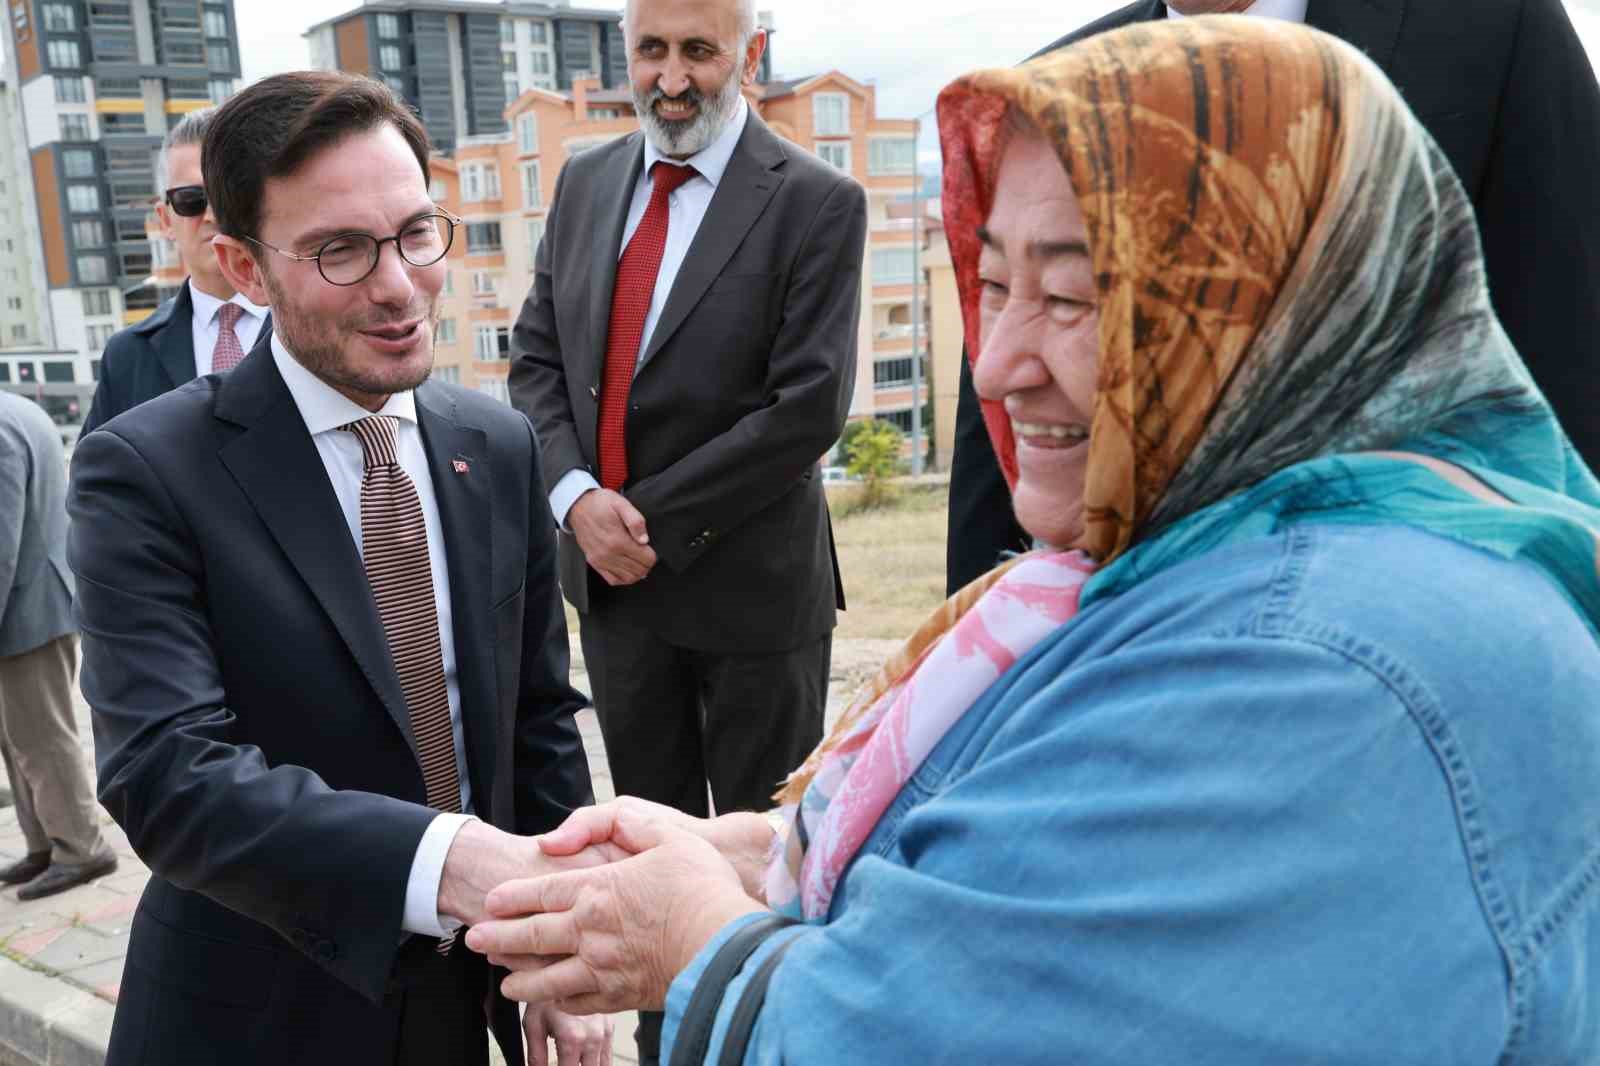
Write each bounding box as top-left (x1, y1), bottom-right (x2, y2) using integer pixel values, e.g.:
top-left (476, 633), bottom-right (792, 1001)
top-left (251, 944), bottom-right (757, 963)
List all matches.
top-left (241, 212), bottom-right (461, 287)
top-left (164, 185), bottom-right (207, 218)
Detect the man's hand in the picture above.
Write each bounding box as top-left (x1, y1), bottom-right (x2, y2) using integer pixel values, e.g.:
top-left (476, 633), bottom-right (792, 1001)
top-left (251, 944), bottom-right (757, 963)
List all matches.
top-left (523, 1002), bottom-right (612, 1066)
top-left (437, 820), bottom-right (628, 928)
top-left (466, 814), bottom-right (766, 1013)
top-left (568, 490), bottom-right (656, 587)
top-left (538, 797), bottom-right (777, 902)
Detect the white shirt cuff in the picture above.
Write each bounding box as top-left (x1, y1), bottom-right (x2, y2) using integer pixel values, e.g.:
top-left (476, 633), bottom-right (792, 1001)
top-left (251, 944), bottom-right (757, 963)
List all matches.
top-left (550, 468), bottom-right (601, 530)
top-left (403, 812), bottom-right (475, 937)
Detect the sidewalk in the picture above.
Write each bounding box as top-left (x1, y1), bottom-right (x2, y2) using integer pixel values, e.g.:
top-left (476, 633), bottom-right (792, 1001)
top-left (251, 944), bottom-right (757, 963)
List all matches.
top-left (0, 640), bottom-right (884, 1066)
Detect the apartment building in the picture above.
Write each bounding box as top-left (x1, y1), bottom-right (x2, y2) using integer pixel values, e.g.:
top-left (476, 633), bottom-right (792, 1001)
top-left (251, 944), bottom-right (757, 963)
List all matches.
top-left (0, 77), bottom-right (46, 352)
top-left (0, 0), bottom-right (245, 426)
top-left (421, 69), bottom-right (924, 446)
top-left (307, 1), bottom-right (775, 155)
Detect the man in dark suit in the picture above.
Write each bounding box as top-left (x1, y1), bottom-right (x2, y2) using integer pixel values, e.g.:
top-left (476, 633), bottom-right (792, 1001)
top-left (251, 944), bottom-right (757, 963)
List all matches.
top-left (0, 392), bottom-right (115, 901)
top-left (81, 107), bottom-right (269, 435)
top-left (509, 0), bottom-right (865, 1058)
top-left (946, 0), bottom-right (1600, 593)
top-left (68, 72), bottom-right (608, 1066)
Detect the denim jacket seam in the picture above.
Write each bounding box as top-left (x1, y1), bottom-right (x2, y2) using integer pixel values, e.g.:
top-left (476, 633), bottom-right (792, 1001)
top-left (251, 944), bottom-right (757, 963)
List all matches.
top-left (1494, 845), bottom-right (1600, 1066)
top-left (1258, 614), bottom-right (1526, 1054)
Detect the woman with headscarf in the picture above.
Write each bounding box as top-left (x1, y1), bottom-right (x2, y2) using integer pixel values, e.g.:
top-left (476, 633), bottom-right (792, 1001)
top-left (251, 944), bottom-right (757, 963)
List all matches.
top-left (467, 17), bottom-right (1600, 1064)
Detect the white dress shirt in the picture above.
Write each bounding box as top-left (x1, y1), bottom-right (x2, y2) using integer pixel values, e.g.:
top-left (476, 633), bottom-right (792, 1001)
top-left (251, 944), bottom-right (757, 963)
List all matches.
top-left (189, 280), bottom-right (268, 375)
top-left (1166, 0), bottom-right (1308, 21)
top-left (548, 95), bottom-right (752, 528)
top-left (270, 336), bottom-right (473, 938)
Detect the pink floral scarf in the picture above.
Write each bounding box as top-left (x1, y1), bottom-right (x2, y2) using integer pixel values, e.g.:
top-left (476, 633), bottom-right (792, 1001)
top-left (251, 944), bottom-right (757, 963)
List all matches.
top-left (765, 551), bottom-right (1097, 919)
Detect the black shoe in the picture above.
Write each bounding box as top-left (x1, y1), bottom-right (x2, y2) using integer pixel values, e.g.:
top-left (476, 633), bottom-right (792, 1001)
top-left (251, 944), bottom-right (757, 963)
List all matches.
top-left (17, 855), bottom-right (118, 901)
top-left (0, 852), bottom-right (50, 885)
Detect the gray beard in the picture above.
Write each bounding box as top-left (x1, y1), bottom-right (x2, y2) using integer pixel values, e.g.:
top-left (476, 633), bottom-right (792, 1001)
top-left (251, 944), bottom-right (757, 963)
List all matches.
top-left (632, 70), bottom-right (744, 157)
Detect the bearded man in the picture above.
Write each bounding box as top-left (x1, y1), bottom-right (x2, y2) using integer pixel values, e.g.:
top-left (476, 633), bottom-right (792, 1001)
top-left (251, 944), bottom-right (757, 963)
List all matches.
top-left (508, 0), bottom-right (865, 1059)
top-left (945, 0), bottom-right (1600, 594)
top-left (67, 70), bottom-right (611, 1066)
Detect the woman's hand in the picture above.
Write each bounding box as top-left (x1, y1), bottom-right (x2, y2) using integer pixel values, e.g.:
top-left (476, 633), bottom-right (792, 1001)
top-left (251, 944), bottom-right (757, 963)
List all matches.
top-left (538, 796), bottom-right (778, 901)
top-left (523, 1002), bottom-right (612, 1066)
top-left (467, 813), bottom-right (766, 1012)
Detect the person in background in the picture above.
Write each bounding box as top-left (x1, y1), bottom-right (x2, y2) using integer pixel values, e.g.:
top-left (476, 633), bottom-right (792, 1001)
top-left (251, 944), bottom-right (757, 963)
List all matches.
top-left (0, 390), bottom-right (116, 900)
top-left (469, 20), bottom-right (1600, 1064)
top-left (946, 0), bottom-right (1600, 593)
top-left (508, 0), bottom-right (864, 1059)
top-left (81, 107), bottom-right (270, 435)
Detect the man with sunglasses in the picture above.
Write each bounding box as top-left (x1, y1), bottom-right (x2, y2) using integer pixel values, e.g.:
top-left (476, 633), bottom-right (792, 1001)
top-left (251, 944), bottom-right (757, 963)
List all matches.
top-left (67, 71), bottom-right (610, 1066)
top-left (81, 108), bottom-right (269, 435)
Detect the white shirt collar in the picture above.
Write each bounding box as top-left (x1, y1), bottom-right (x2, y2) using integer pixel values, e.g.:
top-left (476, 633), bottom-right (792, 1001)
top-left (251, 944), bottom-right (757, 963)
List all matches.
top-left (270, 332), bottom-right (417, 437)
top-left (641, 93), bottom-right (749, 189)
top-left (188, 278), bottom-right (268, 327)
top-left (1166, 0), bottom-right (1308, 21)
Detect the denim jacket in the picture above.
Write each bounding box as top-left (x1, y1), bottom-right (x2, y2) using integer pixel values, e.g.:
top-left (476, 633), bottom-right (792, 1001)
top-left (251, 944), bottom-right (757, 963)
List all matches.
top-left (664, 524), bottom-right (1600, 1065)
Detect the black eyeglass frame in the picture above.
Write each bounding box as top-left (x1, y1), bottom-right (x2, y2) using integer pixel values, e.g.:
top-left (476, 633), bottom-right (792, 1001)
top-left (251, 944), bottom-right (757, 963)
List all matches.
top-left (241, 210), bottom-right (463, 287)
top-left (163, 185), bottom-right (208, 218)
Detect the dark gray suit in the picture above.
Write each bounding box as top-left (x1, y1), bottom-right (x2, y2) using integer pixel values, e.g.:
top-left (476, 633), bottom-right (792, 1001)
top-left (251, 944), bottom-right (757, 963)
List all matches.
top-left (69, 336), bottom-right (592, 1066)
top-left (82, 282), bottom-right (272, 435)
top-left (509, 111), bottom-right (866, 1063)
top-left (0, 392), bottom-right (107, 870)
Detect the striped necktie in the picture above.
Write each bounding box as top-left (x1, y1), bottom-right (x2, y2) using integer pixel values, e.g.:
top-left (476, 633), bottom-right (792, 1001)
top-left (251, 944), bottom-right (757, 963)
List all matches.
top-left (344, 415), bottom-right (461, 815)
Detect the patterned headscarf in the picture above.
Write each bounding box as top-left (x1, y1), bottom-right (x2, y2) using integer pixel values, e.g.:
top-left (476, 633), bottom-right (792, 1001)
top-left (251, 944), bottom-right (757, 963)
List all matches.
top-left (768, 18), bottom-right (1600, 919)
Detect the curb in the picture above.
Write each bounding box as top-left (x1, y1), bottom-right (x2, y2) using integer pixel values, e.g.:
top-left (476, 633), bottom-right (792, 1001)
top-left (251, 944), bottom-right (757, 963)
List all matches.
top-left (0, 955), bottom-right (110, 1066)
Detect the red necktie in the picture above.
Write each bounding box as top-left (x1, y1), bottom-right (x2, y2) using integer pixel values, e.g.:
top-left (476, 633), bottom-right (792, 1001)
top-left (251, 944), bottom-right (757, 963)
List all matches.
top-left (598, 161), bottom-right (697, 491)
top-left (213, 302), bottom-right (246, 372)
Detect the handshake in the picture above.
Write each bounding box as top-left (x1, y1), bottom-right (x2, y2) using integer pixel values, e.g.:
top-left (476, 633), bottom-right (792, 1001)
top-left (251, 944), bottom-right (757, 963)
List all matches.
top-left (440, 799), bottom-right (775, 1030)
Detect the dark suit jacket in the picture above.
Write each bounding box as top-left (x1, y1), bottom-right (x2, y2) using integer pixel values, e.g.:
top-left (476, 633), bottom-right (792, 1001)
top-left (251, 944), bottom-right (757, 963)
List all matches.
top-left (947, 0), bottom-right (1600, 594)
top-left (81, 281), bottom-right (272, 435)
top-left (509, 111), bottom-right (867, 654)
top-left (67, 335), bottom-right (592, 1066)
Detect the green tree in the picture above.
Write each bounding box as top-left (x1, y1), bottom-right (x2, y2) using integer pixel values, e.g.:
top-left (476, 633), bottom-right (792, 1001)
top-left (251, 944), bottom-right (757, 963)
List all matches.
top-left (845, 419), bottom-right (904, 509)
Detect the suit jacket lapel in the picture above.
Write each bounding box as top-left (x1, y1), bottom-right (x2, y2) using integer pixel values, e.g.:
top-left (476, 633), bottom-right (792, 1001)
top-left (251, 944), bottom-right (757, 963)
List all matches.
top-left (640, 113), bottom-right (786, 367)
top-left (414, 386), bottom-right (496, 808)
top-left (1306, 0), bottom-right (1405, 72)
top-left (589, 136), bottom-right (649, 390)
top-left (154, 283), bottom-right (198, 390)
top-left (214, 337), bottom-right (419, 757)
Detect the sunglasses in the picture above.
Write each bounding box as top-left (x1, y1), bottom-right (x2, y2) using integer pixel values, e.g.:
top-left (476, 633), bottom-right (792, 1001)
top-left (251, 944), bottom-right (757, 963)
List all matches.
top-left (164, 185), bottom-right (207, 218)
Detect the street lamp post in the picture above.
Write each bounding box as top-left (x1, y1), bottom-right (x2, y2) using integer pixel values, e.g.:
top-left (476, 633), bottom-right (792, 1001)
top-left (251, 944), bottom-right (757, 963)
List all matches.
top-left (910, 115), bottom-right (924, 477)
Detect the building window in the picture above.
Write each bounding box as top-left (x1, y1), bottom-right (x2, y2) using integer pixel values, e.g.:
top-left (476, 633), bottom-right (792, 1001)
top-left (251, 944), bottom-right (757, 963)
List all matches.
top-left (208, 78), bottom-right (236, 104)
top-left (167, 77), bottom-right (209, 99)
top-left (869, 138), bottom-right (915, 176)
top-left (86, 323), bottom-right (116, 348)
top-left (531, 51), bottom-right (551, 76)
top-left (83, 289), bottom-right (113, 317)
top-left (466, 221), bottom-right (502, 254)
top-left (41, 3), bottom-right (75, 31)
top-left (116, 215), bottom-right (149, 242)
top-left (529, 20), bottom-right (547, 44)
top-left (873, 357), bottom-right (915, 389)
top-left (159, 1), bottom-right (200, 29)
top-left (91, 32), bottom-right (136, 61)
top-left (460, 164), bottom-right (500, 202)
top-left (437, 318), bottom-right (457, 344)
top-left (100, 112), bottom-right (147, 135)
top-left (434, 365), bottom-right (460, 384)
top-left (441, 270), bottom-right (454, 295)
top-left (164, 38), bottom-right (206, 64)
top-left (66, 184), bottom-right (101, 212)
top-left (517, 113), bottom-right (539, 154)
top-left (110, 176), bottom-right (154, 206)
top-left (477, 380), bottom-right (510, 404)
top-left (813, 93), bottom-right (849, 136)
top-left (520, 161), bottom-right (541, 209)
top-left (471, 272), bottom-right (497, 296)
top-left (474, 326), bottom-right (509, 359)
top-left (10, 325), bottom-right (27, 343)
top-left (500, 18), bottom-right (514, 44)
top-left (376, 13), bottom-right (400, 39)
top-left (207, 43), bottom-right (232, 70)
top-left (62, 149), bottom-right (96, 179)
top-left (43, 360), bottom-right (75, 383)
top-left (89, 2), bottom-right (132, 25)
top-left (504, 73), bottom-right (521, 104)
top-left (78, 256), bottom-right (110, 283)
top-left (380, 45), bottom-right (402, 71)
top-left (203, 8), bottom-right (227, 37)
top-left (55, 76), bottom-right (87, 103)
top-left (485, 166), bottom-right (501, 200)
top-left (72, 220), bottom-right (106, 247)
top-left (48, 39), bottom-right (82, 68)
top-left (871, 247), bottom-right (915, 284)
top-left (525, 217), bottom-right (545, 268)
top-left (96, 76), bottom-right (141, 98)
top-left (817, 141), bottom-right (850, 172)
